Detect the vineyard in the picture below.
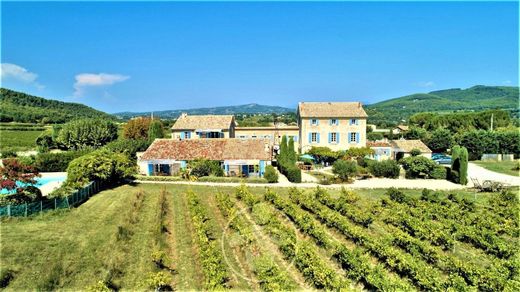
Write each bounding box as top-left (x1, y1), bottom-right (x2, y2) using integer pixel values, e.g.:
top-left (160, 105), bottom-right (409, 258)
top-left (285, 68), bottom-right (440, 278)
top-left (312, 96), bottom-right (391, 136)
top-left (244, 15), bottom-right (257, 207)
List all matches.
top-left (1, 184), bottom-right (519, 291)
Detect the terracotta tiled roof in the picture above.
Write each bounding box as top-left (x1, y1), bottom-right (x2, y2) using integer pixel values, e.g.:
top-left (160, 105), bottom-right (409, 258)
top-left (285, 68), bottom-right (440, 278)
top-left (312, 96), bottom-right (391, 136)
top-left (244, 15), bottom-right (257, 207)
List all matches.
top-left (390, 139), bottom-right (432, 153)
top-left (367, 141), bottom-right (391, 147)
top-left (395, 125), bottom-right (409, 131)
top-left (172, 114), bottom-right (234, 130)
top-left (298, 102), bottom-right (368, 118)
top-left (140, 138), bottom-right (271, 161)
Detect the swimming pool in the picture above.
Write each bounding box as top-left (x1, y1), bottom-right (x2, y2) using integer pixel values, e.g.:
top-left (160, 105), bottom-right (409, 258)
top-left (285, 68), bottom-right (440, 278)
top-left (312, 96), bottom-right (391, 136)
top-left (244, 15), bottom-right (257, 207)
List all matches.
top-left (0, 175), bottom-right (67, 195)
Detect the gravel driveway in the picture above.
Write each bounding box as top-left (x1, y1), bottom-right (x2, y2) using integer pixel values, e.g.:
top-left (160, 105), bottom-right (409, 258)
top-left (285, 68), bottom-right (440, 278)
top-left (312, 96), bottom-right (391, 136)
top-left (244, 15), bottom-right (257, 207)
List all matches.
top-left (467, 162), bottom-right (520, 187)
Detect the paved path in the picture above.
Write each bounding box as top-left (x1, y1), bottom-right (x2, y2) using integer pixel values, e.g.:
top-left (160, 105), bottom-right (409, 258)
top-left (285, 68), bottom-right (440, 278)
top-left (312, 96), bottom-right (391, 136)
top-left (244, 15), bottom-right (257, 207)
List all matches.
top-left (301, 171), bottom-right (319, 183)
top-left (467, 162), bottom-right (520, 187)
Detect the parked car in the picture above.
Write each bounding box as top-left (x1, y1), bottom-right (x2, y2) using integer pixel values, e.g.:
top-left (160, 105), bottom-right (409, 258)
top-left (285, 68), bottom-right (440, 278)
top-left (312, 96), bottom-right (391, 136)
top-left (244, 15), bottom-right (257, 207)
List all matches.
top-left (432, 153), bottom-right (452, 165)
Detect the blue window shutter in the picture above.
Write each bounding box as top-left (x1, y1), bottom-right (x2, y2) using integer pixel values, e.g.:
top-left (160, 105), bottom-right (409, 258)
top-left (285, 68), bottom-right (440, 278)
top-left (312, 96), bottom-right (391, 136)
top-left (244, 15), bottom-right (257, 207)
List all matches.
top-left (328, 133), bottom-right (331, 143)
top-left (147, 164), bottom-right (153, 176)
top-left (329, 119), bottom-right (332, 126)
top-left (356, 132), bottom-right (360, 143)
top-left (337, 132), bottom-right (340, 143)
top-left (310, 119), bottom-right (313, 126)
top-left (317, 133), bottom-right (320, 143)
top-left (316, 119), bottom-right (319, 126)
top-left (347, 132), bottom-right (351, 142)
top-left (187, 132), bottom-right (191, 139)
top-left (180, 161), bottom-right (187, 169)
top-left (180, 132), bottom-right (185, 140)
top-left (308, 133), bottom-right (312, 143)
top-left (294, 135), bottom-right (298, 142)
top-left (355, 119), bottom-right (359, 125)
top-left (259, 161), bottom-right (265, 176)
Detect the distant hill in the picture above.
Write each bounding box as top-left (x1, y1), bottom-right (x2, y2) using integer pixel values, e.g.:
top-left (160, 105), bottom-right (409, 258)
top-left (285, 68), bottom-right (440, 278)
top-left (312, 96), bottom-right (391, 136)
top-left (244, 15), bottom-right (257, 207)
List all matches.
top-left (114, 103), bottom-right (294, 120)
top-left (366, 85), bottom-right (519, 126)
top-left (0, 88), bottom-right (114, 123)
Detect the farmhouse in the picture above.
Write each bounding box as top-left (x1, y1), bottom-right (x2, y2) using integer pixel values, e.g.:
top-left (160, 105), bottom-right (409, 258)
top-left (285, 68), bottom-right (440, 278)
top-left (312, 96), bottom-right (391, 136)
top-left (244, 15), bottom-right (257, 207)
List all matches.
top-left (234, 126), bottom-right (299, 152)
top-left (390, 139), bottom-right (432, 160)
top-left (171, 113), bottom-right (236, 140)
top-left (138, 138), bottom-right (272, 177)
top-left (297, 102), bottom-right (368, 152)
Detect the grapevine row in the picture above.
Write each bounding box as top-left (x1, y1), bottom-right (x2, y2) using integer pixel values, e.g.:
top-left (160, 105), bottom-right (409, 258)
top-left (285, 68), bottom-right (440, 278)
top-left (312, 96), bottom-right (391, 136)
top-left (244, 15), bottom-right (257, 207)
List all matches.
top-left (214, 191), bottom-right (295, 291)
top-left (233, 186), bottom-right (348, 290)
top-left (186, 191), bottom-right (230, 290)
top-left (265, 188), bottom-right (413, 291)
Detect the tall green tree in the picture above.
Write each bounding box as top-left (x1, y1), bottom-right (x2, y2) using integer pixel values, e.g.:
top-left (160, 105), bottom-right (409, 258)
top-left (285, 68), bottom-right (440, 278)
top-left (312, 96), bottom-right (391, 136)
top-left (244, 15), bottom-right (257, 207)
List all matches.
top-left (278, 135), bottom-right (288, 164)
top-left (148, 119), bottom-right (165, 142)
top-left (288, 136), bottom-right (296, 163)
top-left (123, 117), bottom-right (151, 140)
top-left (426, 128), bottom-right (454, 153)
top-left (57, 119), bottom-right (118, 150)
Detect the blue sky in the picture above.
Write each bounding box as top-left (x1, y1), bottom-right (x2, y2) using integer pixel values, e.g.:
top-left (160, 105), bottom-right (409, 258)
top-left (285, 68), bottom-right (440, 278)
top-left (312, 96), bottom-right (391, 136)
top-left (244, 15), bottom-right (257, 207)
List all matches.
top-left (1, 1), bottom-right (518, 113)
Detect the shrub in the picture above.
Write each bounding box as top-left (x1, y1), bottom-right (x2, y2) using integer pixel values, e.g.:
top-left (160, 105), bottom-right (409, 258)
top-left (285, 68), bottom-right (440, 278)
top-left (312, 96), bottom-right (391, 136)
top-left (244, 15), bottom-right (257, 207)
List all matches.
top-left (367, 132), bottom-right (384, 141)
top-left (332, 160), bottom-right (357, 182)
top-left (368, 159), bottom-right (400, 178)
top-left (142, 271), bottom-right (171, 290)
top-left (65, 149), bottom-right (136, 187)
top-left (400, 155), bottom-right (437, 179)
top-left (0, 268), bottom-right (15, 288)
top-left (410, 148), bottom-right (422, 157)
top-left (430, 165), bottom-right (447, 180)
top-left (420, 189), bottom-right (441, 203)
top-left (283, 165), bottom-right (302, 183)
top-left (450, 145), bottom-right (468, 185)
top-left (33, 150), bottom-right (91, 172)
top-left (0, 149), bottom-right (17, 158)
top-left (190, 159), bottom-right (223, 177)
top-left (387, 187), bottom-right (406, 203)
top-left (35, 130), bottom-right (55, 152)
top-left (264, 165), bottom-right (278, 183)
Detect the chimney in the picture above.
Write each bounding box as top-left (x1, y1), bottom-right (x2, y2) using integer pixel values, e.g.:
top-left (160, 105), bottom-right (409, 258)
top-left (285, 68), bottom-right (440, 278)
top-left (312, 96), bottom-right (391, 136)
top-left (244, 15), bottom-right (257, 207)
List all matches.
top-left (180, 112), bottom-right (188, 119)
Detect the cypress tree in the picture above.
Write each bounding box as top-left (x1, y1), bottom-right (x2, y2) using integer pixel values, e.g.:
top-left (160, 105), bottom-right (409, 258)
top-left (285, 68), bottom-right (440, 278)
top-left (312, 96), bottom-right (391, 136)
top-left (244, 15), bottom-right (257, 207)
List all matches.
top-left (288, 137), bottom-right (296, 163)
top-left (279, 135), bottom-right (288, 164)
top-left (148, 119), bottom-right (164, 143)
top-left (459, 146), bottom-right (468, 185)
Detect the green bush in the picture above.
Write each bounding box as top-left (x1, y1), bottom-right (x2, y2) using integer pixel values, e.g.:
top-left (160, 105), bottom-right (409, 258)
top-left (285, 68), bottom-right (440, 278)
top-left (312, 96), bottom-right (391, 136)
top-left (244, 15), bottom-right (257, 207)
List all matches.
top-left (368, 159), bottom-right (400, 178)
top-left (252, 203), bottom-right (274, 225)
top-left (332, 160), bottom-right (357, 182)
top-left (450, 145), bottom-right (468, 185)
top-left (0, 149), bottom-right (17, 158)
top-left (430, 165), bottom-right (447, 180)
top-left (400, 155), bottom-right (437, 179)
top-left (367, 132), bottom-right (384, 141)
top-left (410, 148), bottom-right (422, 157)
top-left (387, 187), bottom-right (406, 203)
top-left (65, 149), bottom-right (136, 187)
top-left (33, 150), bottom-right (91, 172)
top-left (190, 159), bottom-right (224, 177)
top-left (263, 165), bottom-right (279, 183)
top-left (283, 165), bottom-right (302, 183)
top-left (197, 176), bottom-right (267, 184)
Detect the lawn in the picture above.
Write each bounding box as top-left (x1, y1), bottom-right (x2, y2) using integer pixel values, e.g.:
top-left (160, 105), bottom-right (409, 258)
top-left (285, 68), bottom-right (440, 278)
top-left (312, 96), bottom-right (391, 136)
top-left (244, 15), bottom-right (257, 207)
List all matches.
top-left (1, 183), bottom-right (518, 290)
top-left (473, 160), bottom-right (519, 177)
top-left (0, 129), bottom-right (44, 153)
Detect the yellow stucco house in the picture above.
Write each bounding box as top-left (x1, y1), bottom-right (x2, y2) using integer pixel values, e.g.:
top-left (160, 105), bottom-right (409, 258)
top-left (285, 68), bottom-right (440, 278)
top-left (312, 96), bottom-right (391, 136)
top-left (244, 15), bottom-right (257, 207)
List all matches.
top-left (171, 113), bottom-right (236, 140)
top-left (297, 102), bottom-right (368, 152)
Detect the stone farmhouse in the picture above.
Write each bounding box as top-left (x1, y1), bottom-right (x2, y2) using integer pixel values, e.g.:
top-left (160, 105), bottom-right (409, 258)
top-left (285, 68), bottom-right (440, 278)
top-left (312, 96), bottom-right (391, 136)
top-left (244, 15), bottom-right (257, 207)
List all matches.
top-left (138, 101), bottom-right (431, 177)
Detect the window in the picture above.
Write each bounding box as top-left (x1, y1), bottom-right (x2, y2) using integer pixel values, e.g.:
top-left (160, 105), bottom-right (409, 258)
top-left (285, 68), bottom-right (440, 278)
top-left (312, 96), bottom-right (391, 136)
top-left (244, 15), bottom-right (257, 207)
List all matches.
top-left (350, 132), bottom-right (357, 143)
top-left (330, 132), bottom-right (337, 143)
top-left (248, 165), bottom-right (255, 173)
top-left (264, 135), bottom-right (271, 139)
top-left (311, 119), bottom-right (318, 126)
top-left (330, 119), bottom-right (338, 126)
top-left (252, 135), bottom-right (257, 139)
top-left (350, 119), bottom-right (357, 125)
top-left (311, 133), bottom-right (318, 142)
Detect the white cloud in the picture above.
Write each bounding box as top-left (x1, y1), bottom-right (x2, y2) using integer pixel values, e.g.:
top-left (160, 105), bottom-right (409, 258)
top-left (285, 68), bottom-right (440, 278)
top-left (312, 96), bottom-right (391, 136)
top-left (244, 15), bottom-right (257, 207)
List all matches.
top-left (73, 73), bottom-right (129, 97)
top-left (417, 81), bottom-right (435, 88)
top-left (502, 80), bottom-right (512, 85)
top-left (1, 63), bottom-right (44, 89)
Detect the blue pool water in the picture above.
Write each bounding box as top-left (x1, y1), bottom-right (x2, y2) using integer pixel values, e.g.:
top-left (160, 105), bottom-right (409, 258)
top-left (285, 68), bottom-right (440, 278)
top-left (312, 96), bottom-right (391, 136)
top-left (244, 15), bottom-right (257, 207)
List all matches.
top-left (0, 175), bottom-right (67, 195)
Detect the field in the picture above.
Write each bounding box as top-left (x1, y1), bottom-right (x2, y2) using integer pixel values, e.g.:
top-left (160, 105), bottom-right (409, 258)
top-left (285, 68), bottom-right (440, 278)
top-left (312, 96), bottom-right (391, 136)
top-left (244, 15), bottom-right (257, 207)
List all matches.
top-left (0, 130), bottom-right (44, 152)
top-left (1, 184), bottom-right (519, 291)
top-left (473, 160), bottom-right (519, 177)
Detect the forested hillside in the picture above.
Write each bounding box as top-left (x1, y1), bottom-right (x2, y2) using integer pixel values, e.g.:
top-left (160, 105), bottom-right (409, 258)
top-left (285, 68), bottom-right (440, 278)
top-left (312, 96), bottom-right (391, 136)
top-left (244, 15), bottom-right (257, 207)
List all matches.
top-left (0, 88), bottom-right (114, 123)
top-left (366, 85), bottom-right (519, 126)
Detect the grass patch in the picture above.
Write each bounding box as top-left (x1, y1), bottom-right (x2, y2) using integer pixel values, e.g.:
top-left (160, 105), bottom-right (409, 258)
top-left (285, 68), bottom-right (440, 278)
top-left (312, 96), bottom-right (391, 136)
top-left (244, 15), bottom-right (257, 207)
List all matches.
top-left (473, 160), bottom-right (519, 177)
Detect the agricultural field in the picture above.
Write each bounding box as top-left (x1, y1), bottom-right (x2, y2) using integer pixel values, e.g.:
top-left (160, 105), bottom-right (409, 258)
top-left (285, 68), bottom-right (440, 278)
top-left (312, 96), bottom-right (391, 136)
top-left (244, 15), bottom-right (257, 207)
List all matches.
top-left (1, 184), bottom-right (519, 291)
top-left (0, 123), bottom-right (47, 153)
